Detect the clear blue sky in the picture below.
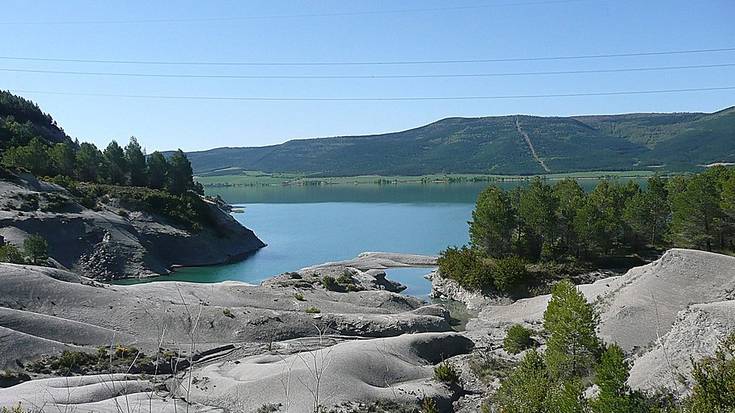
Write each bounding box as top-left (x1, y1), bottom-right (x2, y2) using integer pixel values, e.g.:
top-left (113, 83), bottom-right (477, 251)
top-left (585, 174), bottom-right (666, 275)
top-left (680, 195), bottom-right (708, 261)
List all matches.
top-left (1, 0), bottom-right (733, 152)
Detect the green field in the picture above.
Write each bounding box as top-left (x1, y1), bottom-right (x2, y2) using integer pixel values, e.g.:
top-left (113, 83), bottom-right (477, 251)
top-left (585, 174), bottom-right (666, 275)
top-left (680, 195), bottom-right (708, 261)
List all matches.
top-left (195, 170), bottom-right (659, 187)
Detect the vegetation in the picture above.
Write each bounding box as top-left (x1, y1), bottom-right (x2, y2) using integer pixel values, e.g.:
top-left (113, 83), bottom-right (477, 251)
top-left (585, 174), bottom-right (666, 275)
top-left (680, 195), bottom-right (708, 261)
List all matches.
top-left (493, 277), bottom-right (735, 413)
top-left (0, 234), bottom-right (52, 266)
top-left (320, 271), bottom-right (363, 293)
top-left (2, 136), bottom-right (202, 196)
top-left (685, 333), bottom-right (735, 412)
top-left (503, 324), bottom-right (534, 354)
top-left (305, 306), bottom-right (321, 314)
top-left (176, 107), bottom-right (735, 176)
top-left (543, 280), bottom-right (600, 380)
top-left (24, 346), bottom-right (181, 376)
top-left (433, 361), bottom-right (460, 385)
top-left (440, 168), bottom-right (735, 294)
top-left (22, 235), bottom-right (48, 265)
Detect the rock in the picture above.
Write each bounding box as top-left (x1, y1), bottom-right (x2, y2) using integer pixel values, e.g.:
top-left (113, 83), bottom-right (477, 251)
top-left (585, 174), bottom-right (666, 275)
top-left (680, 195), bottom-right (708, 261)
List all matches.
top-left (0, 176), bottom-right (265, 280)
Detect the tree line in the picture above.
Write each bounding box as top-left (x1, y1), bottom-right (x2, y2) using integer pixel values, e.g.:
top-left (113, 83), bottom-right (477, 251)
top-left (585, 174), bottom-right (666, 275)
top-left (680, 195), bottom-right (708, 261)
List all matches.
top-left (439, 167), bottom-right (735, 293)
top-left (1, 137), bottom-right (202, 195)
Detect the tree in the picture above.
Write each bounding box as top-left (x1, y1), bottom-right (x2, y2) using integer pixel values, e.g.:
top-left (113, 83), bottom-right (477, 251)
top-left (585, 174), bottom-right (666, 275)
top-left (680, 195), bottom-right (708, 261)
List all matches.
top-left (124, 137), bottom-right (147, 187)
top-left (669, 174), bottom-right (722, 251)
top-left (553, 179), bottom-right (586, 256)
top-left (496, 349), bottom-right (551, 413)
top-left (75, 142), bottom-right (104, 182)
top-left (623, 175), bottom-right (670, 246)
top-left (590, 344), bottom-right (637, 413)
top-left (146, 151), bottom-right (169, 190)
top-left (48, 142), bottom-right (76, 177)
top-left (23, 234), bottom-right (48, 265)
top-left (1, 137), bottom-right (51, 176)
top-left (166, 149), bottom-right (195, 195)
top-left (469, 186), bottom-right (515, 258)
top-left (517, 178), bottom-right (557, 260)
top-left (543, 280), bottom-right (600, 380)
top-left (103, 141), bottom-right (128, 185)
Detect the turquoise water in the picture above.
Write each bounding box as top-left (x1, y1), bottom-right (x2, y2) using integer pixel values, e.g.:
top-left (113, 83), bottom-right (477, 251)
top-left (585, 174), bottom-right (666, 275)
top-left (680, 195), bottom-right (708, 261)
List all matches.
top-left (139, 180), bottom-right (629, 293)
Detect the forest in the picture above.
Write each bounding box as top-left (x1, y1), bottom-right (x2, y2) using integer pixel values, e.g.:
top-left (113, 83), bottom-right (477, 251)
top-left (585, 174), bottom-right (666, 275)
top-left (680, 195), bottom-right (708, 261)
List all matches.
top-left (439, 167), bottom-right (735, 294)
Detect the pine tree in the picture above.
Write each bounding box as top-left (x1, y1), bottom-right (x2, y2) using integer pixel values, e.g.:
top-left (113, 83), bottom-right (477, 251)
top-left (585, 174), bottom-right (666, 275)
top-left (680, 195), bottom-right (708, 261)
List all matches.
top-left (590, 344), bottom-right (634, 413)
top-left (124, 137), bottom-right (147, 187)
top-left (496, 349), bottom-right (551, 413)
top-left (147, 151), bottom-right (169, 190)
top-left (469, 185), bottom-right (515, 258)
top-left (517, 178), bottom-right (558, 261)
top-left (669, 174), bottom-right (722, 251)
top-left (48, 142), bottom-right (76, 177)
top-left (103, 141), bottom-right (128, 185)
top-left (75, 142), bottom-right (104, 182)
top-left (166, 149), bottom-right (195, 195)
top-left (543, 280), bottom-right (600, 380)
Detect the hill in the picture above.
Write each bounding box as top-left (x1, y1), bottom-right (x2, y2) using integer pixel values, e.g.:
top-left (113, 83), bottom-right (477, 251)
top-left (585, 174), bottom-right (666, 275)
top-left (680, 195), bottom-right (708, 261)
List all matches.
top-left (182, 107), bottom-right (735, 176)
top-left (0, 91), bottom-right (71, 150)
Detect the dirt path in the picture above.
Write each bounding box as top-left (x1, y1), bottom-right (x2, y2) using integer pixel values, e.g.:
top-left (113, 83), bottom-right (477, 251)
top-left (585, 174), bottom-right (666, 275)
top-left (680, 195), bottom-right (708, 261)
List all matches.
top-left (515, 117), bottom-right (551, 173)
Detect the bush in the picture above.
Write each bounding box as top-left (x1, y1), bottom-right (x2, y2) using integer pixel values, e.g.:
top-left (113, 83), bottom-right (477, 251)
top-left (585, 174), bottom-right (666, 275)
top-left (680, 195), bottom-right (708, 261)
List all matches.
top-left (223, 308), bottom-right (235, 318)
top-left (434, 361), bottom-right (460, 384)
top-left (438, 246), bottom-right (494, 291)
top-left (503, 324), bottom-right (534, 354)
top-left (305, 306), bottom-right (321, 314)
top-left (0, 244), bottom-right (24, 264)
top-left (685, 333), bottom-right (735, 412)
top-left (420, 398), bottom-right (438, 413)
top-left (493, 256), bottom-right (530, 293)
top-left (293, 292), bottom-right (305, 301)
top-left (23, 234), bottom-right (48, 265)
top-left (321, 275), bottom-right (340, 291)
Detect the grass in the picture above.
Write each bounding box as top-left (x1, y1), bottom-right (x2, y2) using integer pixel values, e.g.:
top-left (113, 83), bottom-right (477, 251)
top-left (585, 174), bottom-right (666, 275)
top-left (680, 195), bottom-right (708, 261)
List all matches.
top-left (196, 170), bottom-right (658, 188)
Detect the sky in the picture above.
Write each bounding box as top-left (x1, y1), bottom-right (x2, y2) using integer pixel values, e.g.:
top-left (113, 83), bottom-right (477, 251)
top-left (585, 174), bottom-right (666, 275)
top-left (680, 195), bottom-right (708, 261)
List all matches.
top-left (1, 0), bottom-right (734, 152)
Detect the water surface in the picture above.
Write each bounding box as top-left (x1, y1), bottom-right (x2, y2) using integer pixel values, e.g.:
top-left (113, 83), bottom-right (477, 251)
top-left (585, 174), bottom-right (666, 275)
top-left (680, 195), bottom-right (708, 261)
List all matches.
top-left (139, 180), bottom-right (633, 291)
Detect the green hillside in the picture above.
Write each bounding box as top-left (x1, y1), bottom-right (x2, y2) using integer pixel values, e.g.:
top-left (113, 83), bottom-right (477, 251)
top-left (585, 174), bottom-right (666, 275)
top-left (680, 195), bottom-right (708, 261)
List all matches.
top-left (0, 91), bottom-right (71, 150)
top-left (183, 107), bottom-right (735, 176)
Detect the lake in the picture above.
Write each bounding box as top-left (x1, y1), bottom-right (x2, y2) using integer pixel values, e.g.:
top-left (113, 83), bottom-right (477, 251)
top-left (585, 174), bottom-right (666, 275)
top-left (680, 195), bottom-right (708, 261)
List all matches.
top-left (139, 180), bottom-right (623, 295)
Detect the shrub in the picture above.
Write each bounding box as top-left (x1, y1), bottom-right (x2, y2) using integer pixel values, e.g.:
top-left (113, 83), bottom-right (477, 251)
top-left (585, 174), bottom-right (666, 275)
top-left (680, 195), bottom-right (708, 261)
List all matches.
top-left (420, 398), bottom-right (438, 413)
top-left (293, 292), bottom-right (305, 301)
top-left (433, 361), bottom-right (460, 385)
top-left (321, 275), bottom-right (340, 291)
top-left (305, 306), bottom-right (321, 314)
top-left (23, 234), bottom-right (48, 265)
top-left (503, 324), bottom-right (534, 354)
top-left (685, 333), bottom-right (735, 412)
top-left (493, 256), bottom-right (530, 293)
top-left (223, 308), bottom-right (235, 318)
top-left (437, 245), bottom-right (494, 291)
top-left (0, 404), bottom-right (26, 413)
top-left (0, 244), bottom-right (24, 264)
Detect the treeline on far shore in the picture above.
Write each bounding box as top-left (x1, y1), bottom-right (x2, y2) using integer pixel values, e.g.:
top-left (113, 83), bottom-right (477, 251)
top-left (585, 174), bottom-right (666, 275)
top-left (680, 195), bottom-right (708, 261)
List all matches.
top-left (439, 166), bottom-right (735, 295)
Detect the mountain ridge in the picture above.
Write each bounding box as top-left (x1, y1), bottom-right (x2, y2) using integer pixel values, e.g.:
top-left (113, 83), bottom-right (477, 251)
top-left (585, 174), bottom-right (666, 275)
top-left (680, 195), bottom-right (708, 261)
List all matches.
top-left (180, 107), bottom-right (735, 176)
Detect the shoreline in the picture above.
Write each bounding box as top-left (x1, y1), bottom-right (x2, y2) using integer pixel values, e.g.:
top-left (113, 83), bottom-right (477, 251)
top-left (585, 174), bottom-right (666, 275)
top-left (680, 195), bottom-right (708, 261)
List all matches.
top-left (196, 169), bottom-right (662, 188)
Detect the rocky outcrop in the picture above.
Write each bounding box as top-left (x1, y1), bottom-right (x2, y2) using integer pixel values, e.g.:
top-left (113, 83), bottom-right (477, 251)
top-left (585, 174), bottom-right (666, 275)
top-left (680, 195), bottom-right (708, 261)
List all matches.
top-left (0, 173), bottom-right (265, 279)
top-left (429, 269), bottom-right (508, 310)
